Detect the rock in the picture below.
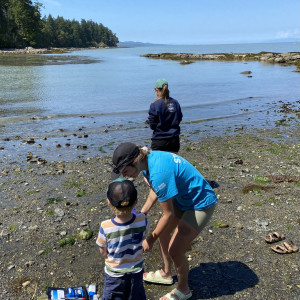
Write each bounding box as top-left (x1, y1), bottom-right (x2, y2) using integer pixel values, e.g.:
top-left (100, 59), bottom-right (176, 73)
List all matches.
top-left (7, 264), bottom-right (15, 271)
top-left (235, 223), bottom-right (244, 230)
top-left (54, 208), bottom-right (65, 217)
top-left (28, 225), bottom-right (38, 231)
top-left (22, 280), bottom-right (31, 288)
top-left (24, 260), bottom-right (35, 267)
top-left (77, 229), bottom-right (93, 240)
top-left (255, 219), bottom-right (269, 226)
top-left (241, 71), bottom-right (252, 74)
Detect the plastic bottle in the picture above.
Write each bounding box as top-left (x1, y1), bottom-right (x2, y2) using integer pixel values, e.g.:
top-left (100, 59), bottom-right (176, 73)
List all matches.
top-left (88, 284), bottom-right (96, 299)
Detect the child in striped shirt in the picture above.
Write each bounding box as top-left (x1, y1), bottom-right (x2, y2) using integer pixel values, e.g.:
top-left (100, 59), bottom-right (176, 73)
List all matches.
top-left (97, 178), bottom-right (149, 300)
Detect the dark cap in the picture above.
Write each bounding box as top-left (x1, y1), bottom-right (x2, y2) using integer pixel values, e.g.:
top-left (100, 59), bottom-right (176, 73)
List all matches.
top-left (111, 142), bottom-right (140, 179)
top-left (107, 178), bottom-right (137, 208)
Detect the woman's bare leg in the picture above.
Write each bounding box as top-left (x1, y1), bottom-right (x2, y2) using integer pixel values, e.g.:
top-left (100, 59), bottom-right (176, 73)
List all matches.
top-left (144, 216), bottom-right (179, 280)
top-left (169, 220), bottom-right (199, 293)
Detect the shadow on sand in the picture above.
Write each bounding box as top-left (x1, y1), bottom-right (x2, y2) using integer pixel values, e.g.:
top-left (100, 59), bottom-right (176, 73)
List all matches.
top-left (188, 261), bottom-right (259, 299)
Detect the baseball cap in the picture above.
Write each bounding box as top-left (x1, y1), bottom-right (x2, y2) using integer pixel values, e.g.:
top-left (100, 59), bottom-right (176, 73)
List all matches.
top-left (111, 142), bottom-right (140, 179)
top-left (155, 78), bottom-right (168, 89)
top-left (107, 178), bottom-right (137, 208)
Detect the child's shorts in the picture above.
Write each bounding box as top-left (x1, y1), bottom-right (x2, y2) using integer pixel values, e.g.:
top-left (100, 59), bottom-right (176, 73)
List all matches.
top-left (102, 269), bottom-right (146, 300)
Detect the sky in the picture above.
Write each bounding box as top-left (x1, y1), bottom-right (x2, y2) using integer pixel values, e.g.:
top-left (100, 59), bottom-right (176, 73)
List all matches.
top-left (38, 0), bottom-right (300, 45)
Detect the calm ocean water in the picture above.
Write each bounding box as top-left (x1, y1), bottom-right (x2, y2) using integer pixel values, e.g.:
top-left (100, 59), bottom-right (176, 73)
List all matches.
top-left (0, 42), bottom-right (299, 161)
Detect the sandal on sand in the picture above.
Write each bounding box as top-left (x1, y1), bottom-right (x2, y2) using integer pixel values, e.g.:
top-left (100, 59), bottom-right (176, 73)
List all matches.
top-left (265, 232), bottom-right (285, 244)
top-left (143, 270), bottom-right (173, 285)
top-left (271, 241), bottom-right (299, 254)
top-left (159, 288), bottom-right (192, 300)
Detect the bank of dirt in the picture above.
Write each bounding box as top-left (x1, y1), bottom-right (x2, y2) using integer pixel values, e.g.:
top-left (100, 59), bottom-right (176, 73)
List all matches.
top-left (0, 117), bottom-right (299, 299)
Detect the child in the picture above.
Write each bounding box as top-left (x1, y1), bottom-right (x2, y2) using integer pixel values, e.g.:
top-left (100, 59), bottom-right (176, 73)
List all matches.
top-left (96, 178), bottom-right (149, 300)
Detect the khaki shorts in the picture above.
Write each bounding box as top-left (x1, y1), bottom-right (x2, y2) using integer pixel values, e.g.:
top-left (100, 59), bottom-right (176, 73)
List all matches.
top-left (173, 201), bottom-right (216, 232)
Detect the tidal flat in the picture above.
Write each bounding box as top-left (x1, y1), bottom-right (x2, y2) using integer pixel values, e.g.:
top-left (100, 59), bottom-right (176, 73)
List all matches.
top-left (0, 100), bottom-right (299, 299)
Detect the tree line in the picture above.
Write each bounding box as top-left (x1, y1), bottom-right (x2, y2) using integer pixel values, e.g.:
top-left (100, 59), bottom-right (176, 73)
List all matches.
top-left (0, 0), bottom-right (119, 49)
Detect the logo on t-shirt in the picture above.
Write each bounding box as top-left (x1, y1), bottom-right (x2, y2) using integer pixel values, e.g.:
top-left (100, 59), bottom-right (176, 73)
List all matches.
top-left (158, 182), bottom-right (166, 190)
top-left (173, 154), bottom-right (181, 164)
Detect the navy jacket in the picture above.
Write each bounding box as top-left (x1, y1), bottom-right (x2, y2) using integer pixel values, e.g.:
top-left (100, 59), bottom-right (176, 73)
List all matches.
top-left (148, 97), bottom-right (183, 139)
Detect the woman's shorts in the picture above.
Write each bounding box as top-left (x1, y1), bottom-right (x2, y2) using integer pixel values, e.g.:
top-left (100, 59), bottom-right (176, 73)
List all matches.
top-left (151, 135), bottom-right (180, 153)
top-left (173, 202), bottom-right (216, 233)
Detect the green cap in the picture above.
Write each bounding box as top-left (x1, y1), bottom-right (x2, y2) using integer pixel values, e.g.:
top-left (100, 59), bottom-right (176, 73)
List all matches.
top-left (155, 79), bottom-right (168, 89)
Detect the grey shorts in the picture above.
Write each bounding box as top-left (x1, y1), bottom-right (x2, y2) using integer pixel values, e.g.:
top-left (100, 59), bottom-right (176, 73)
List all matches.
top-left (173, 201), bottom-right (216, 232)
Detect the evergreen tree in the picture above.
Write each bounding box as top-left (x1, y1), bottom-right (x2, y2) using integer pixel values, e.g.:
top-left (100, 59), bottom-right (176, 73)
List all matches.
top-left (0, 0), bottom-right (119, 49)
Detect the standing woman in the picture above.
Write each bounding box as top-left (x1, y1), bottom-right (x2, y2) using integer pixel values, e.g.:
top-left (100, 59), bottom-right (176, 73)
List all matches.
top-left (148, 79), bottom-right (183, 153)
top-left (111, 143), bottom-right (217, 300)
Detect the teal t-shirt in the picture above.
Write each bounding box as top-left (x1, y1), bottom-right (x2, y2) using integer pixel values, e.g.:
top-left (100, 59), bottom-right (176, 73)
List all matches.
top-left (142, 151), bottom-right (217, 210)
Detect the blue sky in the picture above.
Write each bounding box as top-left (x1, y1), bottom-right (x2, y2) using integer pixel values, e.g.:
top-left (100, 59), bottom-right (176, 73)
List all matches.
top-left (38, 0), bottom-right (300, 45)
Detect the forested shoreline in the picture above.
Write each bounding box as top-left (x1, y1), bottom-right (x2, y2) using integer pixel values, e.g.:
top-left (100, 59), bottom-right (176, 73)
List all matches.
top-left (0, 0), bottom-right (119, 49)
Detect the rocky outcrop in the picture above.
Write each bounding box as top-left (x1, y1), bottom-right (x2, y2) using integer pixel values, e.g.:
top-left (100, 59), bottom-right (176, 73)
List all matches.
top-left (142, 52), bottom-right (300, 71)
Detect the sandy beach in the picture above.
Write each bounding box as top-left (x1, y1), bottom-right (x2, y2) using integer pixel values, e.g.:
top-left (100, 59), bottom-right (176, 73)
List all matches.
top-left (0, 100), bottom-right (299, 300)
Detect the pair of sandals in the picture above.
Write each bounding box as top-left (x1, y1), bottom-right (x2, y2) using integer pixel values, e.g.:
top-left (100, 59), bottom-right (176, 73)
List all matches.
top-left (265, 232), bottom-right (299, 254)
top-left (143, 271), bottom-right (192, 300)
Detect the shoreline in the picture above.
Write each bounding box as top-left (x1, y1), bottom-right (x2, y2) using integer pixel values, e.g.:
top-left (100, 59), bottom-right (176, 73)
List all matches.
top-left (1, 99), bottom-right (299, 166)
top-left (0, 111), bottom-right (299, 299)
top-left (0, 46), bottom-right (116, 55)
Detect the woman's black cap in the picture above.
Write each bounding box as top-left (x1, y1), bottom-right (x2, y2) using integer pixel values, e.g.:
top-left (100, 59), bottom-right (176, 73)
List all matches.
top-left (111, 142), bottom-right (140, 179)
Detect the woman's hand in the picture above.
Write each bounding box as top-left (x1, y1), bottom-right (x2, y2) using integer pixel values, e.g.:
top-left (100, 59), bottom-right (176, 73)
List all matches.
top-left (143, 234), bottom-right (156, 252)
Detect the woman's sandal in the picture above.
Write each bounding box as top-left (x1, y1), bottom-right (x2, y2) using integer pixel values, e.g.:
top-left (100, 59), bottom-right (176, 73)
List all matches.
top-left (143, 270), bottom-right (173, 285)
top-left (159, 288), bottom-right (192, 300)
top-left (271, 241), bottom-right (299, 254)
top-left (265, 232), bottom-right (285, 244)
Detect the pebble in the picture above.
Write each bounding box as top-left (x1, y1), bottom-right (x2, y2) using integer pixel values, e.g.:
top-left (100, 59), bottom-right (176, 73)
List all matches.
top-left (235, 223), bottom-right (244, 230)
top-left (29, 225), bottom-right (38, 231)
top-left (244, 257), bottom-right (254, 263)
top-left (255, 219), bottom-right (269, 227)
top-left (22, 280), bottom-right (31, 288)
top-left (24, 261), bottom-right (35, 267)
top-left (54, 208), bottom-right (65, 217)
top-left (7, 264), bottom-right (15, 271)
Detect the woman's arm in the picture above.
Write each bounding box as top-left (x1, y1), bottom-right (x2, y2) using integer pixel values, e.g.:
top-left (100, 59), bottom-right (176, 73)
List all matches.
top-left (140, 187), bottom-right (158, 214)
top-left (148, 104), bottom-right (159, 130)
top-left (143, 198), bottom-right (174, 251)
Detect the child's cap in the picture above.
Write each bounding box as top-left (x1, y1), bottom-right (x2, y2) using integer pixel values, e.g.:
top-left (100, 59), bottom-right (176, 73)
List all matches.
top-left (107, 178), bottom-right (137, 208)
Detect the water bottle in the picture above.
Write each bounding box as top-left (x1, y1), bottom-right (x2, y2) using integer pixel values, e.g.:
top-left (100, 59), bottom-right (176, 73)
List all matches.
top-left (88, 284), bottom-right (96, 299)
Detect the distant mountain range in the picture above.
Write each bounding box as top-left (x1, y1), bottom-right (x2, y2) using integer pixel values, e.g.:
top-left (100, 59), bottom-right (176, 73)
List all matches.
top-left (118, 39), bottom-right (300, 48)
top-left (117, 41), bottom-right (165, 47)
top-left (117, 38), bottom-right (300, 51)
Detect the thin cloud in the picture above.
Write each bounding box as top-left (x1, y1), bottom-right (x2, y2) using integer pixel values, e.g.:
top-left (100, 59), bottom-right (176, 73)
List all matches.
top-left (276, 28), bottom-right (300, 39)
top-left (42, 0), bottom-right (61, 7)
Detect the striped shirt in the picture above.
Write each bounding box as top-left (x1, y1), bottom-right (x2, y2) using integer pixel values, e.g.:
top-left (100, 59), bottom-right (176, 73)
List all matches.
top-left (96, 213), bottom-right (148, 277)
